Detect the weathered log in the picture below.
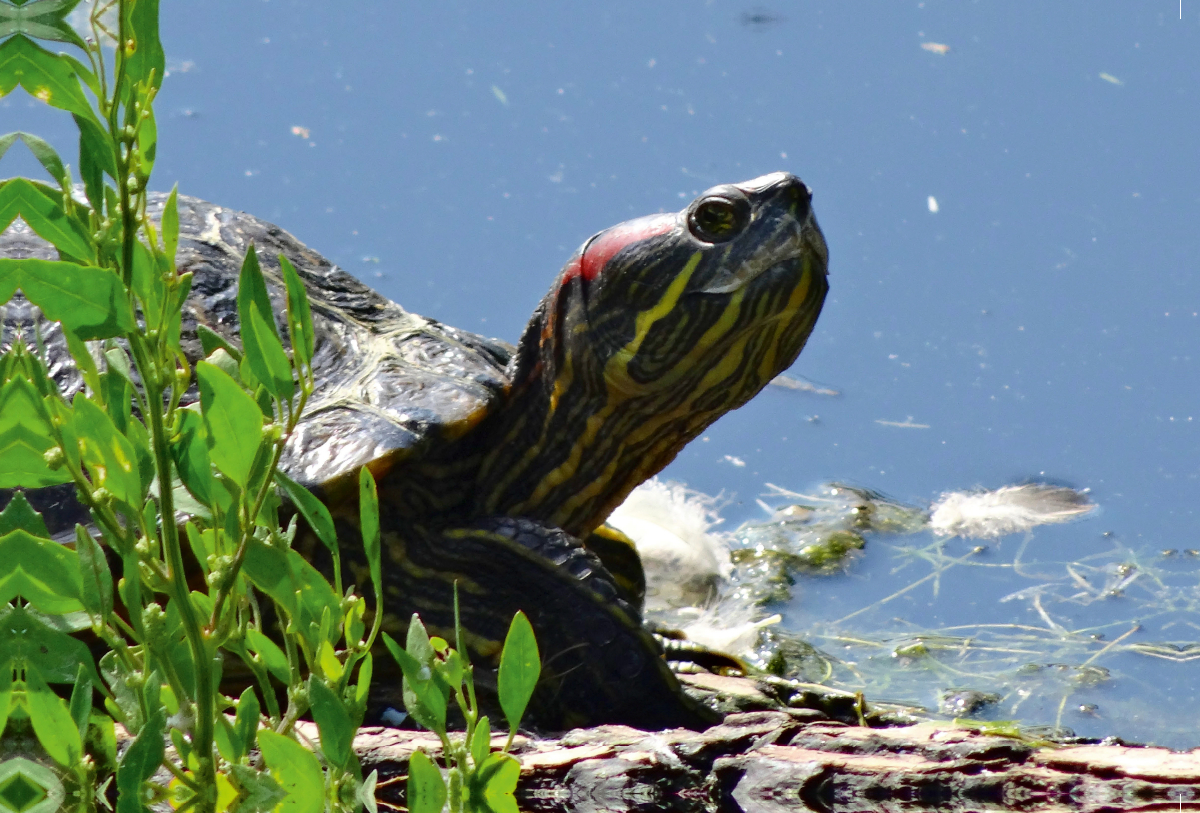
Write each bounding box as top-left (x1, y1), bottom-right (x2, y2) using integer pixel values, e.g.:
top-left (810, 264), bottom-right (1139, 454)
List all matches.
top-left (346, 691), bottom-right (1200, 813)
top-left (103, 674), bottom-right (1199, 812)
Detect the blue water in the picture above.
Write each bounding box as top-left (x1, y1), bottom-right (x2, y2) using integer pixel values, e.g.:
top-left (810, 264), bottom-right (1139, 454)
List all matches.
top-left (4, 1), bottom-right (1197, 747)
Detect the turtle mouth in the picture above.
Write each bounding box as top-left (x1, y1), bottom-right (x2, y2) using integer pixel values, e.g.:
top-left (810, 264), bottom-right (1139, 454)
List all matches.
top-left (698, 213), bottom-right (824, 295)
top-left (699, 247), bottom-right (806, 295)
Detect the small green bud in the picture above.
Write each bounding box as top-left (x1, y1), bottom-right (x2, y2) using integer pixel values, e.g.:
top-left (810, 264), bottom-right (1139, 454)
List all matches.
top-left (91, 487), bottom-right (113, 508)
top-left (263, 424), bottom-right (283, 443)
top-left (288, 685), bottom-right (309, 708)
top-left (43, 446), bottom-right (65, 470)
top-left (142, 602), bottom-right (167, 640)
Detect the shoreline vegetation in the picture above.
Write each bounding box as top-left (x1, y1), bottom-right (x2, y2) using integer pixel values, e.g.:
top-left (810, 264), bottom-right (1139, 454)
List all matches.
top-left (0, 2), bottom-right (535, 811)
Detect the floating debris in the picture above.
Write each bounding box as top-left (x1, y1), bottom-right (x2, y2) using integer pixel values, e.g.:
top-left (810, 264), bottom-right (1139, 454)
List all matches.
top-left (741, 8), bottom-right (785, 29)
top-left (876, 418), bottom-right (931, 429)
top-left (770, 373), bottom-right (840, 396)
top-left (607, 478), bottom-right (731, 612)
top-left (1098, 72), bottom-right (1124, 86)
top-left (929, 484), bottom-right (1095, 539)
top-left (921, 42), bottom-right (951, 55)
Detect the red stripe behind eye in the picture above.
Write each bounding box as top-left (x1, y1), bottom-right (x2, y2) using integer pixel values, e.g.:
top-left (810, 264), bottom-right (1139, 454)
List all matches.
top-left (563, 214), bottom-right (676, 284)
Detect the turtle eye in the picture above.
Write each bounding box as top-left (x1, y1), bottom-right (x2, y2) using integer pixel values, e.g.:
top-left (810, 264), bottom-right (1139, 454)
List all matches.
top-left (687, 195), bottom-right (750, 244)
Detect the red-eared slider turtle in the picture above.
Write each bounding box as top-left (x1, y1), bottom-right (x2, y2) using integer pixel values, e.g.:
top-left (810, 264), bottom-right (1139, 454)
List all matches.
top-left (0, 172), bottom-right (828, 729)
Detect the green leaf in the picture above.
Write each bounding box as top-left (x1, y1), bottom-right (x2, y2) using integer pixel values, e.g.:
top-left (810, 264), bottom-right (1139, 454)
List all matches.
top-left (0, 527), bottom-right (85, 613)
top-left (318, 638), bottom-right (342, 681)
top-left (64, 326), bottom-right (101, 397)
top-left (3, 131), bottom-right (68, 188)
top-left (357, 769), bottom-right (379, 813)
top-left (0, 257), bottom-right (134, 339)
top-left (0, 178), bottom-right (93, 261)
top-left (246, 301), bottom-right (294, 401)
top-left (0, 665), bottom-right (12, 740)
top-left (195, 359), bottom-right (263, 488)
top-left (166, 270), bottom-right (191, 352)
top-left (73, 391), bottom-right (142, 509)
top-left (278, 254), bottom-right (314, 373)
top-left (76, 112), bottom-right (111, 207)
top-left (0, 490), bottom-right (49, 536)
top-left (68, 662), bottom-right (93, 741)
top-left (130, 238), bottom-right (163, 330)
top-left (214, 714), bottom-right (239, 763)
top-left (359, 466), bottom-right (381, 604)
top-left (234, 685), bottom-right (261, 761)
top-left (497, 611), bottom-right (540, 736)
top-left (355, 651), bottom-right (373, 708)
top-left (307, 677), bottom-right (355, 772)
top-left (0, 374), bottom-right (69, 488)
top-left (162, 185), bottom-right (179, 260)
top-left (229, 764), bottom-right (287, 813)
top-left (346, 596), bottom-right (366, 647)
top-left (245, 628), bottom-right (290, 684)
top-left (137, 101), bottom-right (157, 176)
top-left (100, 366), bottom-right (132, 434)
top-left (471, 715), bottom-right (491, 769)
top-left (0, 35), bottom-right (93, 117)
top-left (24, 661), bottom-right (83, 767)
top-left (172, 407), bottom-right (216, 506)
top-left (235, 244), bottom-right (274, 339)
top-left (76, 525), bottom-right (114, 620)
top-left (125, 417), bottom-right (153, 502)
top-left (99, 651), bottom-right (140, 730)
top-left (0, 609), bottom-right (96, 690)
top-left (0, 0), bottom-right (87, 48)
top-left (257, 730), bottom-right (325, 813)
top-left (198, 324), bottom-right (240, 361)
top-left (123, 0), bottom-right (164, 91)
top-left (276, 470), bottom-right (337, 555)
top-left (381, 624), bottom-right (448, 734)
top-left (241, 537), bottom-right (340, 654)
top-left (406, 750), bottom-right (447, 813)
top-left (116, 708), bottom-right (165, 813)
top-left (470, 752), bottom-right (521, 813)
top-left (237, 246), bottom-right (293, 401)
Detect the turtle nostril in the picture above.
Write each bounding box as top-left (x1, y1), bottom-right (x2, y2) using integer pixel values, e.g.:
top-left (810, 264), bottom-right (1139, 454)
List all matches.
top-left (784, 178), bottom-right (812, 214)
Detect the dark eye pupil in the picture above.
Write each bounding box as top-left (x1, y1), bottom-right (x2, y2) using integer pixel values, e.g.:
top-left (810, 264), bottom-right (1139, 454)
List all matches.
top-left (696, 202), bottom-right (735, 234)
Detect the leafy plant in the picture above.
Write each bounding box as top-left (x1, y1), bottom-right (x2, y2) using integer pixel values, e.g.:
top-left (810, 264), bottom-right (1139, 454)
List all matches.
top-left (0, 4), bottom-right (543, 813)
top-left (0, 1), bottom-right (382, 811)
top-left (383, 588), bottom-right (540, 813)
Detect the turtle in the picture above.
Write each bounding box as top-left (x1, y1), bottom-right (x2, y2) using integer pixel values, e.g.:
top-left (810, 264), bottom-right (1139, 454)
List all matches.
top-left (0, 171), bottom-right (829, 730)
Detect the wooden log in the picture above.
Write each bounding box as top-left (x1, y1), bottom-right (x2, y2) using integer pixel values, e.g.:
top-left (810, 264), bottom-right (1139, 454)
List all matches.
top-left (105, 674), bottom-right (1198, 812)
top-left (345, 708), bottom-right (1200, 813)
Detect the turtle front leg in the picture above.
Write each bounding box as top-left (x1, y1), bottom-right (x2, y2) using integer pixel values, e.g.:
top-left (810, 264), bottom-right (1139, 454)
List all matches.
top-left (334, 515), bottom-right (716, 731)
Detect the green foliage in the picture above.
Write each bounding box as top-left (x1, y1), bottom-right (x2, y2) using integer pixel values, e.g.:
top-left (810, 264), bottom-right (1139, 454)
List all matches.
top-left (385, 590), bottom-right (540, 813)
top-left (0, 4), bottom-right (542, 813)
top-left (0, 2), bottom-right (390, 811)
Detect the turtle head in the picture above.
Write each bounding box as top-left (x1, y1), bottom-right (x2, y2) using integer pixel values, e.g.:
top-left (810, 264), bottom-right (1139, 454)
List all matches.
top-left (483, 172), bottom-right (828, 536)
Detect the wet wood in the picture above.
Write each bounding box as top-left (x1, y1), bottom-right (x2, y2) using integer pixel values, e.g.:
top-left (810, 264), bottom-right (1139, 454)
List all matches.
top-left (107, 674), bottom-right (1198, 811)
top-left (346, 707), bottom-right (1200, 813)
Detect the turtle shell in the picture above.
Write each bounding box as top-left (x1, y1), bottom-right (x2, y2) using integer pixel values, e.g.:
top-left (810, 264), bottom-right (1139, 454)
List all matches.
top-left (1, 193), bottom-right (513, 507)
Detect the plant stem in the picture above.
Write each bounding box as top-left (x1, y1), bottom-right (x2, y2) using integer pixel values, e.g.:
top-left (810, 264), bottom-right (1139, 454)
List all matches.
top-left (132, 334), bottom-right (217, 813)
